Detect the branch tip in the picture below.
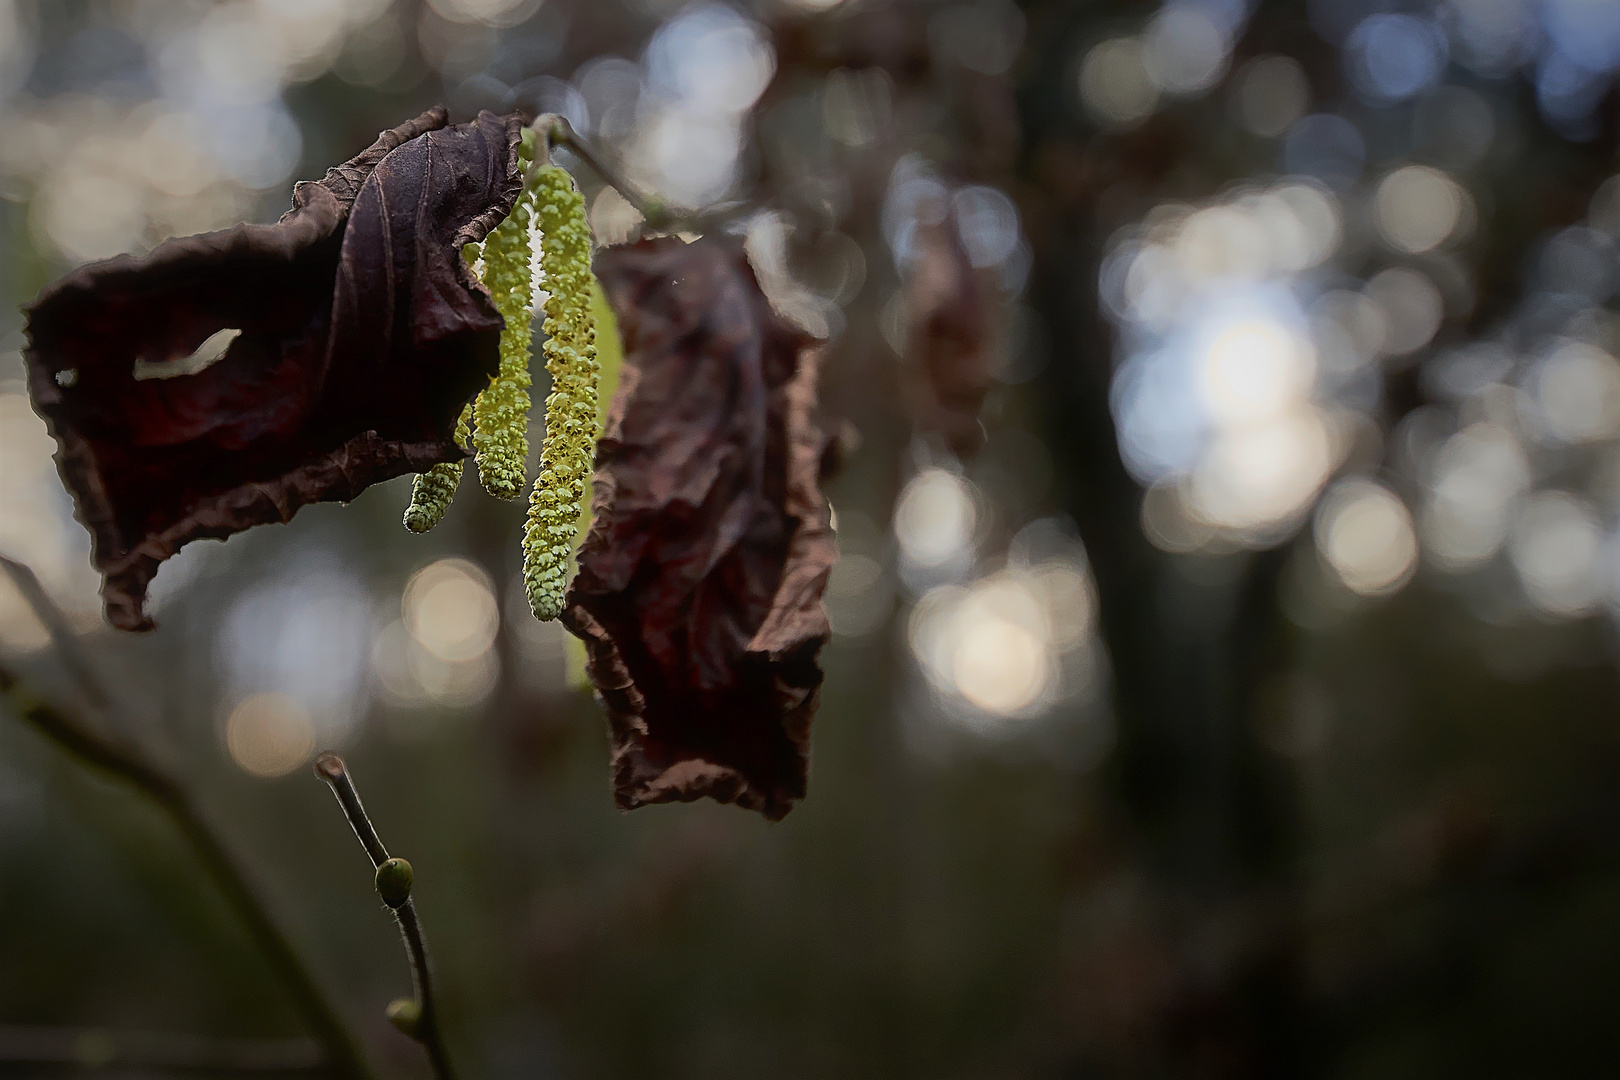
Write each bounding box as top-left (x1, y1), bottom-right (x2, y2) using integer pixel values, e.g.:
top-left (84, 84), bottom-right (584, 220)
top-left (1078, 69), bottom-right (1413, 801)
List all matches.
top-left (312, 753), bottom-right (455, 1079)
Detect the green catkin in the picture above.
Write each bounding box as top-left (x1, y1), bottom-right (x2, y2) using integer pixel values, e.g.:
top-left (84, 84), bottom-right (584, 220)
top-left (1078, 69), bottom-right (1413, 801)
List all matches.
top-left (403, 403), bottom-right (471, 533)
top-left (471, 146), bottom-right (537, 500)
top-left (522, 164), bottom-right (600, 622)
top-left (404, 141), bottom-right (602, 619)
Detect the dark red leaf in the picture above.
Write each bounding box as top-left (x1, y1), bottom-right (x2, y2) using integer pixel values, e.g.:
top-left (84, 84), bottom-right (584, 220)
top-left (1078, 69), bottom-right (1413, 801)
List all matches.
top-left (564, 237), bottom-right (838, 821)
top-left (24, 107), bottom-right (524, 630)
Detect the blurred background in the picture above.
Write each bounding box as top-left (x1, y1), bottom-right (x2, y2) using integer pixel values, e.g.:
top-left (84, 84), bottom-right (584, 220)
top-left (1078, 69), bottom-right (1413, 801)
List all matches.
top-left (5, 0), bottom-right (1620, 1075)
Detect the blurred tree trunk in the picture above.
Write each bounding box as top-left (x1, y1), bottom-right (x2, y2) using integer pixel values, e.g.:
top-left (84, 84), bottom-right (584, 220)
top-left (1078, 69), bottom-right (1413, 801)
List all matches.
top-left (1014, 3), bottom-right (1306, 1075)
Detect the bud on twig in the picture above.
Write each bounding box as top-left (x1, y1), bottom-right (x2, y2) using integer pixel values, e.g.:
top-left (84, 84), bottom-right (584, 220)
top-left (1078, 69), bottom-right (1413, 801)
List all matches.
top-left (386, 998), bottom-right (421, 1038)
top-left (375, 858), bottom-right (413, 908)
top-left (314, 753), bottom-right (457, 1079)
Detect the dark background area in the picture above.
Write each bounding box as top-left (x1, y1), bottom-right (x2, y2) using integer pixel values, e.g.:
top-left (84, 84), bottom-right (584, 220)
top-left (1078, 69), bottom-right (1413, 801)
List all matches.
top-left (5, 0), bottom-right (1620, 1076)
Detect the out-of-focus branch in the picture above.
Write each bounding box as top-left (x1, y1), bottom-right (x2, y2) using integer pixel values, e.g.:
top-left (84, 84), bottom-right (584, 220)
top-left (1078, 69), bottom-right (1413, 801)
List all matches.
top-left (0, 1023), bottom-right (322, 1074)
top-left (0, 556), bottom-right (376, 1080)
top-left (529, 113), bottom-right (672, 230)
top-left (313, 753), bottom-right (457, 1080)
top-left (0, 556), bottom-right (112, 718)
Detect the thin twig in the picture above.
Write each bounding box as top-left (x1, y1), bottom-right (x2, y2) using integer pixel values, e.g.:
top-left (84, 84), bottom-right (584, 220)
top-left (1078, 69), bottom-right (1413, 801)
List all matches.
top-left (529, 113), bottom-right (672, 230)
top-left (1, 557), bottom-right (112, 717)
top-left (0, 556), bottom-right (376, 1080)
top-left (313, 753), bottom-right (457, 1080)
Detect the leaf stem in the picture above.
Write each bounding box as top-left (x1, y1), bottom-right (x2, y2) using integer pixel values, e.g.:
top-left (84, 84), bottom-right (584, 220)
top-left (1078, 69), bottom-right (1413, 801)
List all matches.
top-left (0, 556), bottom-right (375, 1080)
top-left (313, 754), bottom-right (457, 1080)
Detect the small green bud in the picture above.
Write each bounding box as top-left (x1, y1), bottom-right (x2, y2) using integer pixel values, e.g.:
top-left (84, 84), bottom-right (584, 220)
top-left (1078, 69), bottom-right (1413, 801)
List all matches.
top-left (375, 857), bottom-right (413, 908)
top-left (386, 998), bottom-right (421, 1038)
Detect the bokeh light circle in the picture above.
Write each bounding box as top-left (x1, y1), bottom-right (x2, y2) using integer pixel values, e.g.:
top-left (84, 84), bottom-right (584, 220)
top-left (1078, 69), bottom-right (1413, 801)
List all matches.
top-left (1315, 478), bottom-right (1418, 597)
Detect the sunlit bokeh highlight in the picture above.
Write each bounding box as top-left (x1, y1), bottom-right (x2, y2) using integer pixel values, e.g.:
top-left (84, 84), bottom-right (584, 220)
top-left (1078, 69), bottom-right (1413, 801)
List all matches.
top-left (403, 557), bottom-right (499, 663)
top-left (1196, 318), bottom-right (1314, 425)
top-left (372, 557), bottom-right (502, 710)
top-left (428, 0), bottom-right (542, 30)
top-left (1085, 5), bottom-right (1620, 595)
top-left (220, 557), bottom-right (372, 744)
top-left (905, 514), bottom-right (1103, 732)
top-left (0, 390), bottom-right (102, 645)
top-left (1104, 179), bottom-right (1349, 547)
top-left (1420, 422), bottom-right (1531, 574)
top-left (1522, 341), bottom-right (1620, 445)
top-left (911, 571), bottom-right (1053, 720)
top-left (0, 0), bottom-right (420, 262)
top-left (625, 4), bottom-right (773, 207)
top-left (1374, 166), bottom-right (1468, 255)
top-left (1079, 38), bottom-right (1158, 128)
top-left (1079, 0), bottom-right (1246, 127)
top-left (1315, 478), bottom-right (1417, 598)
top-left (1509, 491), bottom-right (1605, 618)
top-left (224, 691), bottom-right (317, 779)
top-left (894, 469), bottom-right (978, 570)
top-left (1364, 268), bottom-right (1443, 357)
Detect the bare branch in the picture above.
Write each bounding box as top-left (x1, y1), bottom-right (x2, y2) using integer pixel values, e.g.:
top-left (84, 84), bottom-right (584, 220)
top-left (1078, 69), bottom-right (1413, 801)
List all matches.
top-left (314, 753), bottom-right (458, 1080)
top-left (529, 113), bottom-right (673, 231)
top-left (313, 752), bottom-right (389, 865)
top-left (0, 556), bottom-right (112, 717)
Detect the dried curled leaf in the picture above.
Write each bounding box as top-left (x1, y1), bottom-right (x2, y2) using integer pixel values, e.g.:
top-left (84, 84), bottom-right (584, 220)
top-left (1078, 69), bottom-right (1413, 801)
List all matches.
top-left (25, 107), bottom-right (525, 630)
top-left (565, 237), bottom-right (837, 821)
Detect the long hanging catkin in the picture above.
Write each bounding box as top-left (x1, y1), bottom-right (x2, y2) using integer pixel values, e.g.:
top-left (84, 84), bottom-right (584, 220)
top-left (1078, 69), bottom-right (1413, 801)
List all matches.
top-left (522, 164), bottom-right (600, 621)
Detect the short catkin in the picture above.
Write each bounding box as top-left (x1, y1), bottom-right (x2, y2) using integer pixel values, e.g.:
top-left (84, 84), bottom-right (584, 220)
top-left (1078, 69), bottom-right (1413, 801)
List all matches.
top-left (522, 164), bottom-right (600, 621)
top-left (402, 403), bottom-right (471, 533)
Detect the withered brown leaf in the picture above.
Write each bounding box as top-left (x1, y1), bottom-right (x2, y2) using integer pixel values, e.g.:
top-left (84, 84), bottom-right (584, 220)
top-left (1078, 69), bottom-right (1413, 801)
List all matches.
top-left (565, 237), bottom-right (837, 821)
top-left (24, 107), bottom-right (524, 631)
